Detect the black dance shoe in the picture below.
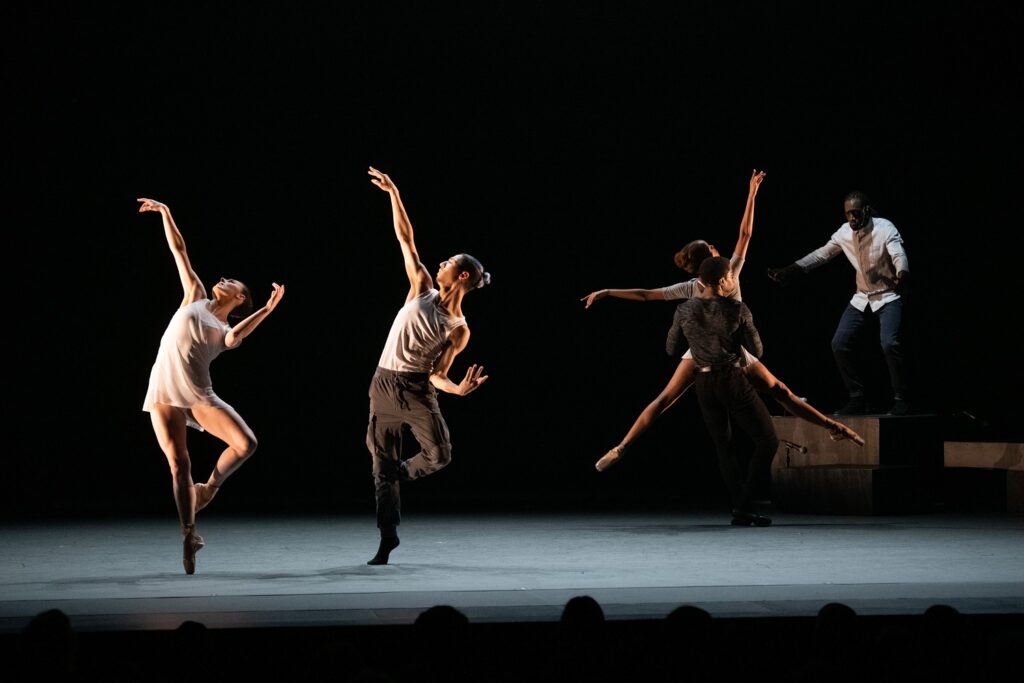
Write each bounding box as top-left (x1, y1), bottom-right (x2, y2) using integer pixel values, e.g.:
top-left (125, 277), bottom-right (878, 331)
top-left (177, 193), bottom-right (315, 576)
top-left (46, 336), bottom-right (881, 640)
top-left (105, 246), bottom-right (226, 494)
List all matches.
top-left (887, 398), bottom-right (911, 416)
top-left (833, 396), bottom-right (869, 416)
top-left (730, 511), bottom-right (773, 527)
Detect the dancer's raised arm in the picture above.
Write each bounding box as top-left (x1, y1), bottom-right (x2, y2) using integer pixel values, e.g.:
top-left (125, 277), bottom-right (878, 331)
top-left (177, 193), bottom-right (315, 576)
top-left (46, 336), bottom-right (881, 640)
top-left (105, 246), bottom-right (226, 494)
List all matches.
top-left (138, 198), bottom-right (206, 306)
top-left (224, 283), bottom-right (286, 348)
top-left (731, 169), bottom-right (766, 265)
top-left (369, 167), bottom-right (432, 301)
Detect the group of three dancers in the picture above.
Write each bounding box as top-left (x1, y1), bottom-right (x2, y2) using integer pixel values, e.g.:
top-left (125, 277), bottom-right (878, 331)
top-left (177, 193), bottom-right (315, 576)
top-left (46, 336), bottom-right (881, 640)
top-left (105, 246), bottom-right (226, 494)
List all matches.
top-left (141, 167), bottom-right (883, 573)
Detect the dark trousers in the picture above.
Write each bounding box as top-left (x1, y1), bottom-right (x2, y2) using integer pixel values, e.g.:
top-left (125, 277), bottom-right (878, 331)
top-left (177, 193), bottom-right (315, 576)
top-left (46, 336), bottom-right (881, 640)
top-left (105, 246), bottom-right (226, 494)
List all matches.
top-left (694, 366), bottom-right (780, 513)
top-left (366, 368), bottom-right (453, 533)
top-left (831, 299), bottom-right (907, 400)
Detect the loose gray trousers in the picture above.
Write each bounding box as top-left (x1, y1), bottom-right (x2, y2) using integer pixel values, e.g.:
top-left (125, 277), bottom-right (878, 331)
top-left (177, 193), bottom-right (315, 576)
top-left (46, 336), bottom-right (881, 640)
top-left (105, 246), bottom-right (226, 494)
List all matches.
top-left (366, 367), bottom-right (453, 532)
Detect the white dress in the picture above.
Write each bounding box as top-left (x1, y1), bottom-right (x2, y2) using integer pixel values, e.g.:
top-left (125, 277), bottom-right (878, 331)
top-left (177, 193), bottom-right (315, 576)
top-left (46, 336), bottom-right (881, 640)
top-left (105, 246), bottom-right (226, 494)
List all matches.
top-left (143, 300), bottom-right (235, 431)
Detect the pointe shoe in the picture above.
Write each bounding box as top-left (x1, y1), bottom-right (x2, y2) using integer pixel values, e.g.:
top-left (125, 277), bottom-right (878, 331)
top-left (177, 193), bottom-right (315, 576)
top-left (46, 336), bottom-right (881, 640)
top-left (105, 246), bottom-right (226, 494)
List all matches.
top-left (827, 420), bottom-right (866, 446)
top-left (194, 483), bottom-right (219, 513)
top-left (182, 526), bottom-right (205, 575)
top-left (595, 445), bottom-right (625, 472)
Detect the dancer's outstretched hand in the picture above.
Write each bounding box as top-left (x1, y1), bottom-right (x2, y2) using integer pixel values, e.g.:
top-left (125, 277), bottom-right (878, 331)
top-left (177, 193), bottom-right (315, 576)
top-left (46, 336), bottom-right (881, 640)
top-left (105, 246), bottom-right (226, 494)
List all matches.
top-left (767, 263), bottom-right (801, 285)
top-left (137, 198), bottom-right (168, 214)
top-left (749, 169), bottom-right (766, 194)
top-left (265, 283), bottom-right (285, 312)
top-left (368, 166), bottom-right (397, 193)
top-left (457, 364), bottom-right (489, 396)
top-left (580, 290), bottom-right (608, 308)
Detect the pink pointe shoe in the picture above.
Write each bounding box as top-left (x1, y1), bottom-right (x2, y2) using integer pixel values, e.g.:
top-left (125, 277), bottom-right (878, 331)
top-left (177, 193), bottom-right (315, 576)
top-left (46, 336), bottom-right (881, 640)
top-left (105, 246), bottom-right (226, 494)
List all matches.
top-left (595, 445), bottom-right (625, 472)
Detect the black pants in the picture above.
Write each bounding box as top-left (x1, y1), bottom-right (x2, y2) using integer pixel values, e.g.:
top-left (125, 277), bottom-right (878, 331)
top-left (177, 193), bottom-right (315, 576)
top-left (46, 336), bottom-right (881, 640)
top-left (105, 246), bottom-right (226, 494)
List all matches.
top-left (366, 368), bottom-right (453, 533)
top-left (694, 366), bottom-right (779, 513)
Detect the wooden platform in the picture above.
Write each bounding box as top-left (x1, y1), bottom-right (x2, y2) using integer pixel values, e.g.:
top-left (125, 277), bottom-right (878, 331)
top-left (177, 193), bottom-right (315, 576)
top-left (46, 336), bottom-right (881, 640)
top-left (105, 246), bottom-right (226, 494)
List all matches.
top-left (770, 419), bottom-right (1023, 515)
top-left (943, 442), bottom-right (1024, 514)
top-left (771, 415), bottom-right (942, 514)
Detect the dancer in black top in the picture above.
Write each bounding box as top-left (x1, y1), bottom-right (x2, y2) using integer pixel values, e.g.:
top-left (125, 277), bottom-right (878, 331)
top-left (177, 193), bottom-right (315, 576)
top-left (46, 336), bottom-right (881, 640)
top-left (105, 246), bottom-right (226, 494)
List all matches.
top-left (674, 256), bottom-right (778, 526)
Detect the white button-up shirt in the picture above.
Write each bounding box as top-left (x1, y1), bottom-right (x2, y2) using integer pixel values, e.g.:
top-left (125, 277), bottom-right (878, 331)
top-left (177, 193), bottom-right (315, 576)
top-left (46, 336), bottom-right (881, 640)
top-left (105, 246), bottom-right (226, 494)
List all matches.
top-left (795, 216), bottom-right (909, 312)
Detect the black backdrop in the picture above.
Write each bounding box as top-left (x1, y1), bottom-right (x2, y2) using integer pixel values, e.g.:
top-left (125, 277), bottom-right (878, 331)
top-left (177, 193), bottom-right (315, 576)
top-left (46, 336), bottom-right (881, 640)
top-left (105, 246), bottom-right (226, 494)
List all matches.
top-left (5, 2), bottom-right (1022, 520)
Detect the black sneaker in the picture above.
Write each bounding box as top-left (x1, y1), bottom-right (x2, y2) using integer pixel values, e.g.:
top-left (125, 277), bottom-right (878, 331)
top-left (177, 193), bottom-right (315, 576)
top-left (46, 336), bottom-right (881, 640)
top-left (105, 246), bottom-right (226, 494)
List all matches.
top-left (833, 396), bottom-right (868, 416)
top-left (887, 398), bottom-right (911, 416)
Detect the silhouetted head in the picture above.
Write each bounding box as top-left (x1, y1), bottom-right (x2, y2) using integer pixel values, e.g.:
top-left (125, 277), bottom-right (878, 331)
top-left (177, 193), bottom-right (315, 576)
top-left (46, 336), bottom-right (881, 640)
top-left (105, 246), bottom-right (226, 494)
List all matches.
top-left (414, 604), bottom-right (469, 629)
top-left (665, 604), bottom-right (712, 635)
top-left (560, 595), bottom-right (605, 629)
top-left (20, 609), bottom-right (76, 675)
top-left (674, 240), bottom-right (720, 275)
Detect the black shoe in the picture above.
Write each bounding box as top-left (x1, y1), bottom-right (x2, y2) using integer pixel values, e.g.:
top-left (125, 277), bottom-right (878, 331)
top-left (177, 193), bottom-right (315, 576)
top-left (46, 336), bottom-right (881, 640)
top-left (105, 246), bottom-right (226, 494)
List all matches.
top-left (887, 398), bottom-right (910, 416)
top-left (833, 396), bottom-right (868, 416)
top-left (731, 511), bottom-right (772, 527)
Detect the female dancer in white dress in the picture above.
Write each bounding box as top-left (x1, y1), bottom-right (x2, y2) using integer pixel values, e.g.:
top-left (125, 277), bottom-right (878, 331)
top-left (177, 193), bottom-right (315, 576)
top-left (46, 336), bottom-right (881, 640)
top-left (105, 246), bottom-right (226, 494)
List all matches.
top-left (581, 171), bottom-right (863, 472)
top-left (139, 198), bottom-right (285, 574)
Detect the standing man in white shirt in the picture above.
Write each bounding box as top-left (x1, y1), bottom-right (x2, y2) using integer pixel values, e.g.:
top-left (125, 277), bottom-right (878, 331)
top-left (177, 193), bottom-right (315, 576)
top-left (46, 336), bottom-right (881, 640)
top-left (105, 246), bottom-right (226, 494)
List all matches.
top-left (768, 191), bottom-right (910, 416)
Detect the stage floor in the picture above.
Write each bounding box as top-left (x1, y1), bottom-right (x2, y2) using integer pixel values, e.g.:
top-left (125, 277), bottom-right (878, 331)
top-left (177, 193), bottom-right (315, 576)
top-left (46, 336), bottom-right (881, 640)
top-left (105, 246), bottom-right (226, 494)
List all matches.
top-left (2, 511), bottom-right (1022, 632)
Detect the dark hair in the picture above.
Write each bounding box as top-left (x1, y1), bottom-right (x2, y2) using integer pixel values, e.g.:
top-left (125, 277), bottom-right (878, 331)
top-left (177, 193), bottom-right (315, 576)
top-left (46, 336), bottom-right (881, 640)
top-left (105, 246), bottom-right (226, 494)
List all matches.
top-left (844, 190), bottom-right (875, 215)
top-left (698, 255), bottom-right (731, 285)
top-left (228, 281), bottom-right (254, 321)
top-left (674, 240), bottom-right (714, 275)
top-left (455, 253), bottom-right (491, 290)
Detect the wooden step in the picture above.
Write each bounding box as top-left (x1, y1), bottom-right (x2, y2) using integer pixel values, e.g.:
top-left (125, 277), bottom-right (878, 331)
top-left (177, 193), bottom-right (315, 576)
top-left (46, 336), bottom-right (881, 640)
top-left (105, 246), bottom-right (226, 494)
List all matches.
top-left (772, 414), bottom-right (943, 469)
top-left (773, 465), bottom-right (932, 515)
top-left (941, 442), bottom-right (1023, 514)
top-left (941, 468), bottom-right (1024, 514)
top-left (943, 442), bottom-right (1023, 471)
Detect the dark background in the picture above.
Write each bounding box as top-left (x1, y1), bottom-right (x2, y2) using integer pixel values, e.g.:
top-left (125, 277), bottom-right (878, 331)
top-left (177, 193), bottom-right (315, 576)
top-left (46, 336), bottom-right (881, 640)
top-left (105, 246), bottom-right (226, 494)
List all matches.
top-left (4, 2), bottom-right (1022, 520)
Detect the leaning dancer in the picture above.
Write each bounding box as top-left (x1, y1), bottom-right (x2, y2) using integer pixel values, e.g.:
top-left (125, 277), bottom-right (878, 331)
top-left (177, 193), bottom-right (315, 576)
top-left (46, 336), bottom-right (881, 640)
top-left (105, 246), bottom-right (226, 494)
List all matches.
top-left (581, 170), bottom-right (862, 472)
top-left (139, 198), bottom-right (285, 575)
top-left (366, 167), bottom-right (490, 565)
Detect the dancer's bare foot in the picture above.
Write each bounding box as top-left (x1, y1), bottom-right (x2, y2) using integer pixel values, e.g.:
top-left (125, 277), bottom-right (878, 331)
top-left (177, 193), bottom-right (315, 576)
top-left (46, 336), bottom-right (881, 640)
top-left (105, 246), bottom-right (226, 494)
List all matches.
top-left (827, 420), bottom-right (865, 446)
top-left (595, 445), bottom-right (625, 472)
top-left (182, 525), bottom-right (205, 575)
top-left (367, 535), bottom-right (400, 565)
top-left (194, 483), bottom-right (219, 513)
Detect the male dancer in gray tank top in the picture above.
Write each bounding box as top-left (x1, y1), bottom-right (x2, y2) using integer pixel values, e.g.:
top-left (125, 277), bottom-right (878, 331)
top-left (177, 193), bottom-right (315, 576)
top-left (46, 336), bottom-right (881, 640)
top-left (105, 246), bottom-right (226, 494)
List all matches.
top-left (365, 167), bottom-right (491, 565)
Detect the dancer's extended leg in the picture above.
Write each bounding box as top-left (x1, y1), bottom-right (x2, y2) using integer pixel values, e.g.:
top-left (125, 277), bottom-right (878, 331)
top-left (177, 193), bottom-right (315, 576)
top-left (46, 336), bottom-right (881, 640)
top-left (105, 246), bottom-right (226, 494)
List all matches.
top-left (596, 358), bottom-right (697, 471)
top-left (744, 363), bottom-right (864, 446)
top-left (191, 402), bottom-right (258, 512)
